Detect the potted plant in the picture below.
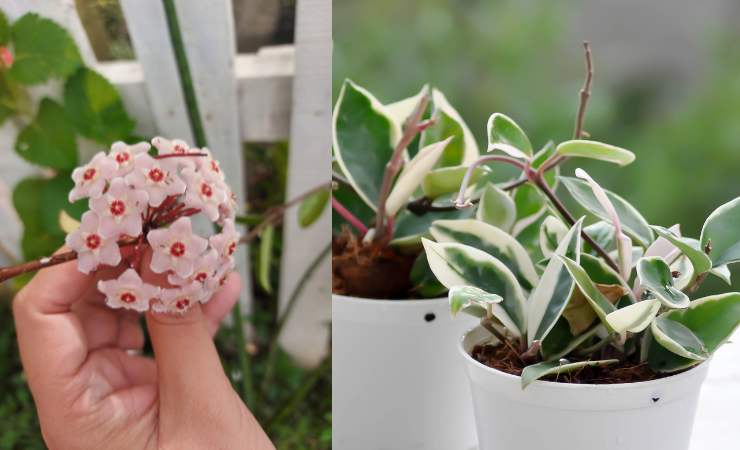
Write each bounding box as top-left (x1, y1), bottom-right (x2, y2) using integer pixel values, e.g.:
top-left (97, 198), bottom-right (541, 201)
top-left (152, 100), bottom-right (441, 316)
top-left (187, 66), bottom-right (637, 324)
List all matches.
top-left (421, 74), bottom-right (740, 450)
top-left (332, 80), bottom-right (496, 449)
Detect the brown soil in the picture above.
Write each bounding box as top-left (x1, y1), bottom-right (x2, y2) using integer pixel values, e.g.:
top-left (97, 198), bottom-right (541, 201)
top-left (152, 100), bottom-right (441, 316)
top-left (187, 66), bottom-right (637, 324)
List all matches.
top-left (472, 343), bottom-right (666, 384)
top-left (332, 228), bottom-right (417, 299)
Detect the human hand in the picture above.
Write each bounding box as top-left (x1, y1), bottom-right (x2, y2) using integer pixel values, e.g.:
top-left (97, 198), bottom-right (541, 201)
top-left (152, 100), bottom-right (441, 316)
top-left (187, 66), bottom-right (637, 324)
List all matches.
top-left (12, 248), bottom-right (274, 450)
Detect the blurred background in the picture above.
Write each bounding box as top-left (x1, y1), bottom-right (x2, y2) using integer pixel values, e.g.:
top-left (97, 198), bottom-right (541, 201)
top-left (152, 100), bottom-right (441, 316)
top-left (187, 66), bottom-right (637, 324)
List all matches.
top-left (0, 1), bottom-right (330, 449)
top-left (334, 0), bottom-right (740, 291)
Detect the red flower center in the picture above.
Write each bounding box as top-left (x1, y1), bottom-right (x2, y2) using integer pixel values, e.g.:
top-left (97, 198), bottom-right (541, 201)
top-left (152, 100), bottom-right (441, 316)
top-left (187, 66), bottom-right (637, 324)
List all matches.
top-left (176, 298), bottom-right (190, 310)
top-left (227, 241), bottom-right (236, 256)
top-left (85, 234), bottom-right (101, 250)
top-left (109, 199), bottom-right (126, 216)
top-left (210, 160), bottom-right (220, 173)
top-left (170, 241), bottom-right (186, 257)
top-left (200, 182), bottom-right (213, 198)
top-left (83, 168), bottom-right (96, 181)
top-left (174, 144), bottom-right (185, 154)
top-left (115, 152), bottom-right (130, 164)
top-left (195, 272), bottom-right (208, 282)
top-left (148, 168), bottom-right (165, 182)
top-left (121, 292), bottom-right (136, 303)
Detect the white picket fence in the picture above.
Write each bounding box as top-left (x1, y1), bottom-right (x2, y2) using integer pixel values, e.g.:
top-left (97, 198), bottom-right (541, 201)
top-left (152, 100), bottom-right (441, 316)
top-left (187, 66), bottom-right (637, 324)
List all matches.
top-left (0, 0), bottom-right (331, 367)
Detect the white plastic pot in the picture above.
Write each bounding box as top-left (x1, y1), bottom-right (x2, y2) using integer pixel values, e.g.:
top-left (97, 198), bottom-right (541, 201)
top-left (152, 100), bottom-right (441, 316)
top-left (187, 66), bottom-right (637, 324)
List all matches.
top-left (461, 325), bottom-right (710, 450)
top-left (332, 294), bottom-right (479, 450)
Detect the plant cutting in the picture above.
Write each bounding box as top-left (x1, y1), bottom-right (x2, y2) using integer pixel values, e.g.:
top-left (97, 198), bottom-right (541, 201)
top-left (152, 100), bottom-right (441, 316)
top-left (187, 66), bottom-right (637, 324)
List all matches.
top-left (332, 80), bottom-right (489, 449)
top-left (421, 43), bottom-right (740, 450)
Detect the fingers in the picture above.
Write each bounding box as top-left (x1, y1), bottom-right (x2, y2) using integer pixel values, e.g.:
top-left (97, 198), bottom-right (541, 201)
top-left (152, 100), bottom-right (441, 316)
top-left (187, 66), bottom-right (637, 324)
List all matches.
top-left (201, 272), bottom-right (241, 336)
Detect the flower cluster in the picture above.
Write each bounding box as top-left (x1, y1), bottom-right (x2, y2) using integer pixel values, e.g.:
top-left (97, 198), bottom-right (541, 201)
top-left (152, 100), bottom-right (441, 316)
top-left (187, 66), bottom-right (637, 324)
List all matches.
top-left (65, 138), bottom-right (240, 314)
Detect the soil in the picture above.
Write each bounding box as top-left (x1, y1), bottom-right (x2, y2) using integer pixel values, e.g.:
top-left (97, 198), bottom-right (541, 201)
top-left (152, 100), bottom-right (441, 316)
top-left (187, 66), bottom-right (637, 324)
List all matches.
top-left (332, 228), bottom-right (417, 299)
top-left (472, 343), bottom-right (666, 384)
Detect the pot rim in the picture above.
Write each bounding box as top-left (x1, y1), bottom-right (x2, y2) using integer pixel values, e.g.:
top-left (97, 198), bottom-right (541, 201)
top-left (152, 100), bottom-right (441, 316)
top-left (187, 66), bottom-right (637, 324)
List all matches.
top-left (459, 324), bottom-right (708, 390)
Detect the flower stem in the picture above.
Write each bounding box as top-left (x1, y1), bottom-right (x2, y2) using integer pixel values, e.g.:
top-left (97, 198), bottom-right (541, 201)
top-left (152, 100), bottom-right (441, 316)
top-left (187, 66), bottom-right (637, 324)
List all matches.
top-left (331, 197), bottom-right (369, 236)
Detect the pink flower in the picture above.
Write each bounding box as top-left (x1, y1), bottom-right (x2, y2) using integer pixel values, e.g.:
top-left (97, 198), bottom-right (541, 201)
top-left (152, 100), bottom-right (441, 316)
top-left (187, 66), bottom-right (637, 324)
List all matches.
top-left (109, 141), bottom-right (150, 177)
top-left (218, 189), bottom-right (237, 225)
top-left (209, 220), bottom-right (240, 262)
top-left (152, 136), bottom-right (196, 169)
top-left (90, 178), bottom-right (148, 239)
top-left (168, 248), bottom-right (219, 286)
top-left (147, 217), bottom-right (208, 278)
top-left (196, 148), bottom-right (225, 183)
top-left (65, 211), bottom-right (121, 274)
top-left (181, 167), bottom-right (227, 221)
top-left (69, 152), bottom-right (116, 202)
top-left (153, 283), bottom-right (205, 314)
top-left (98, 269), bottom-right (160, 312)
top-left (204, 257), bottom-right (235, 297)
top-left (125, 153), bottom-right (186, 207)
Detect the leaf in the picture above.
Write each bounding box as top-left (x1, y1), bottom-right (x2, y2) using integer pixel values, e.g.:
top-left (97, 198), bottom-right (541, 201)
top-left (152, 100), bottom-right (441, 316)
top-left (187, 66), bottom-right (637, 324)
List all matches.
top-left (0, 10), bottom-right (9, 45)
top-left (430, 219), bottom-right (539, 291)
top-left (40, 172), bottom-right (86, 234)
top-left (422, 165), bottom-right (488, 199)
top-left (511, 143), bottom-right (558, 234)
top-left (298, 188), bottom-right (330, 228)
top-left (59, 210), bottom-right (80, 234)
top-left (419, 88), bottom-right (479, 166)
top-left (561, 176), bottom-right (653, 247)
top-left (539, 216), bottom-right (568, 258)
top-left (258, 225), bottom-right (275, 293)
top-left (650, 226), bottom-right (712, 277)
top-left (390, 206), bottom-right (473, 247)
top-left (521, 359), bottom-right (619, 389)
top-left (651, 316), bottom-right (708, 361)
top-left (709, 265), bottom-right (732, 285)
top-left (556, 140), bottom-right (635, 166)
top-left (700, 197), bottom-right (740, 267)
top-left (64, 67), bottom-right (135, 144)
top-left (527, 218), bottom-right (583, 345)
top-left (384, 85), bottom-right (428, 129)
top-left (385, 138), bottom-right (450, 217)
top-left (9, 13), bottom-right (82, 85)
top-left (331, 176), bottom-right (374, 234)
top-left (583, 221), bottom-right (616, 253)
top-left (409, 251), bottom-right (447, 298)
top-left (333, 80), bottom-right (398, 210)
top-left (542, 323), bottom-right (603, 362)
top-left (422, 238), bottom-right (527, 335)
top-left (605, 299), bottom-right (660, 333)
top-left (636, 256), bottom-right (690, 308)
top-left (449, 285), bottom-right (502, 317)
top-left (559, 255), bottom-right (619, 332)
top-left (15, 98), bottom-right (77, 170)
top-left (13, 177), bottom-right (65, 260)
top-left (486, 113), bottom-right (532, 157)
top-left (644, 223), bottom-right (682, 264)
top-left (476, 183), bottom-right (516, 232)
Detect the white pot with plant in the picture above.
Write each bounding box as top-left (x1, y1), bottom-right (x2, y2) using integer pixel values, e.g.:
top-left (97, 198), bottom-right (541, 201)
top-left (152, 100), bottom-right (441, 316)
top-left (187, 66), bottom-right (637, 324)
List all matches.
top-left (421, 45), bottom-right (740, 450)
top-left (331, 80), bottom-right (503, 449)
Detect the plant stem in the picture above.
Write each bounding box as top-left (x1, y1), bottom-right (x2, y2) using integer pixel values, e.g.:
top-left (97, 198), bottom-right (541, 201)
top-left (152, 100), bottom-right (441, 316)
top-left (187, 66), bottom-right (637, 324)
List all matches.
top-left (331, 197), bottom-right (368, 235)
top-left (573, 41), bottom-right (594, 141)
top-left (373, 87), bottom-right (431, 241)
top-left (453, 155), bottom-right (527, 208)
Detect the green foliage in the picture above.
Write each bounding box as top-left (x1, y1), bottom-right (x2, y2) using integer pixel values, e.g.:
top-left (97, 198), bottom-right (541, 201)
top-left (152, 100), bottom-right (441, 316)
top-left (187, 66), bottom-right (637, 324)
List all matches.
top-left (487, 112), bottom-right (532, 157)
top-left (298, 189), bottom-right (330, 228)
top-left (0, 10), bottom-right (9, 45)
top-left (636, 256), bottom-right (689, 308)
top-left (521, 359), bottom-right (618, 389)
top-left (15, 98), bottom-right (77, 170)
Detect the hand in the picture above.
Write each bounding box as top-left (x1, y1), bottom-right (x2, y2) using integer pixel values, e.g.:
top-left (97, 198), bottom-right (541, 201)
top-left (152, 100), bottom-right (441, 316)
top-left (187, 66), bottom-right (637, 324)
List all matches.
top-left (12, 248), bottom-right (275, 450)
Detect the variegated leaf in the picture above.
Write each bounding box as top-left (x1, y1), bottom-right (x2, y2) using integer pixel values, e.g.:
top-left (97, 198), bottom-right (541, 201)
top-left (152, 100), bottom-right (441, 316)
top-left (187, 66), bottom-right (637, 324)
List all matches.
top-left (521, 359), bottom-right (619, 389)
top-left (422, 165), bottom-right (489, 199)
top-left (651, 225), bottom-right (712, 277)
top-left (651, 315), bottom-right (708, 361)
top-left (637, 256), bottom-right (689, 308)
top-left (559, 255), bottom-right (619, 332)
top-left (605, 298), bottom-right (660, 333)
top-left (556, 140), bottom-right (635, 166)
top-left (419, 88), bottom-right (479, 166)
top-left (486, 112), bottom-right (533, 157)
top-left (449, 285), bottom-right (503, 317)
top-left (700, 197), bottom-right (740, 267)
top-left (476, 183), bottom-right (516, 233)
top-left (539, 215), bottom-right (568, 258)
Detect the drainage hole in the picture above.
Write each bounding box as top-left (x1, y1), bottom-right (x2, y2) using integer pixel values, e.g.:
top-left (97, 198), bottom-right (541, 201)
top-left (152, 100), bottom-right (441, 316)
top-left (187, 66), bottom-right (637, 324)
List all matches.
top-left (424, 312), bottom-right (436, 322)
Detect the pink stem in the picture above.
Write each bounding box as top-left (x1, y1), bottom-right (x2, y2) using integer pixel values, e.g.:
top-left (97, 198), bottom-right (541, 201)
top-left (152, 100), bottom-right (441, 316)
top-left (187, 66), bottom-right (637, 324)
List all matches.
top-left (332, 197), bottom-right (369, 236)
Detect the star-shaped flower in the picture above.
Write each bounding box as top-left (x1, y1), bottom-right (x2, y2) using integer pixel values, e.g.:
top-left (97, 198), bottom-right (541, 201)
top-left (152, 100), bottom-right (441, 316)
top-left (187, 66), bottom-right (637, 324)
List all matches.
top-left (65, 211), bottom-right (121, 274)
top-left (147, 217), bottom-right (208, 278)
top-left (125, 153), bottom-right (186, 207)
top-left (196, 148), bottom-right (225, 183)
top-left (168, 248), bottom-right (219, 286)
top-left (109, 141), bottom-right (151, 177)
top-left (152, 136), bottom-right (196, 169)
top-left (98, 269), bottom-right (160, 312)
top-left (181, 167), bottom-right (227, 221)
top-left (90, 178), bottom-right (148, 239)
top-left (209, 220), bottom-right (240, 262)
top-left (153, 282), bottom-right (205, 314)
top-left (69, 152), bottom-right (116, 202)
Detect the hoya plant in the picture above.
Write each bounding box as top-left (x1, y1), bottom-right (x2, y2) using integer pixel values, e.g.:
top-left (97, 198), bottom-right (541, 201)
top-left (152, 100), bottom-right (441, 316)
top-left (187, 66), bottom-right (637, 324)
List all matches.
top-left (422, 110), bottom-right (740, 388)
top-left (332, 80), bottom-right (533, 298)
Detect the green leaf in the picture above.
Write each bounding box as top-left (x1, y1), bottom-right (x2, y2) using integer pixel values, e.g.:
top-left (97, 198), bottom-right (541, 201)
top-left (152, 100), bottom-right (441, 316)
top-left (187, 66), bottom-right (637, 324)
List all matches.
top-left (636, 256), bottom-right (690, 308)
top-left (409, 252), bottom-right (447, 298)
top-left (12, 177), bottom-right (65, 260)
top-left (430, 219), bottom-right (539, 291)
top-left (422, 165), bottom-right (488, 199)
top-left (486, 113), bottom-right (532, 158)
top-left (390, 205), bottom-right (473, 247)
top-left (9, 13), bottom-right (82, 85)
top-left (542, 323), bottom-right (603, 362)
top-left (41, 173), bottom-right (86, 233)
top-left (583, 221), bottom-right (616, 252)
top-left (333, 80), bottom-right (398, 210)
top-left (15, 98), bottom-right (77, 170)
top-left (510, 143), bottom-right (557, 234)
top-left (527, 218), bottom-right (583, 345)
top-left (331, 177), bottom-right (374, 234)
top-left (257, 225), bottom-right (275, 294)
top-left (0, 10), bottom-right (10, 45)
top-left (476, 183), bottom-right (516, 232)
top-left (539, 216), bottom-right (568, 258)
top-left (521, 359), bottom-right (619, 389)
top-left (559, 255), bottom-right (618, 330)
top-left (64, 67), bottom-right (135, 144)
top-left (709, 265), bottom-right (732, 285)
top-left (298, 189), bottom-right (330, 228)
top-left (606, 299), bottom-right (660, 333)
top-left (700, 197), bottom-right (740, 267)
top-left (422, 238), bottom-right (527, 336)
top-left (560, 176), bottom-right (653, 247)
top-left (555, 140), bottom-right (635, 166)
top-left (651, 316), bottom-right (708, 361)
top-left (419, 88), bottom-right (479, 167)
top-left (650, 226), bottom-right (712, 277)
top-left (449, 285), bottom-right (502, 317)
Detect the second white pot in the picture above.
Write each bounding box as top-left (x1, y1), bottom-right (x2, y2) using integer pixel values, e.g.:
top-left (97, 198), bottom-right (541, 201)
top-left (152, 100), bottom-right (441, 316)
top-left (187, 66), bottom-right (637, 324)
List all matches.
top-left (461, 325), bottom-right (710, 450)
top-left (332, 294), bottom-right (478, 450)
